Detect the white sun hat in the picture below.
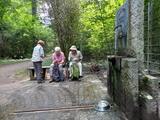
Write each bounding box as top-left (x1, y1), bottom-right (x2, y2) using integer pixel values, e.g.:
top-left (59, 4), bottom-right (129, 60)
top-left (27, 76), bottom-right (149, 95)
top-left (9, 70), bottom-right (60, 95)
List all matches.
top-left (55, 47), bottom-right (61, 52)
top-left (70, 45), bottom-right (77, 51)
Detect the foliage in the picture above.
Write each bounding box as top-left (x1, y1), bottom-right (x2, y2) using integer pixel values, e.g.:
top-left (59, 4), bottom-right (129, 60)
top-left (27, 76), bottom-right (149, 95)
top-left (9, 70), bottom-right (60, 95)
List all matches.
top-left (46, 0), bottom-right (80, 58)
top-left (42, 58), bottom-right (52, 66)
top-left (79, 0), bottom-right (124, 59)
top-left (0, 0), bottom-right (55, 59)
top-left (0, 0), bottom-right (125, 60)
top-left (45, 0), bottom-right (124, 59)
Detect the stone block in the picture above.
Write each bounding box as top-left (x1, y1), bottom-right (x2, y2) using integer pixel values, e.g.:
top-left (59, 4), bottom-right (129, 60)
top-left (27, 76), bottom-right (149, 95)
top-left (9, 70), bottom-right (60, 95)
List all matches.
top-left (140, 92), bottom-right (159, 120)
top-left (143, 75), bottom-right (159, 96)
top-left (120, 58), bottom-right (139, 120)
top-left (158, 92), bottom-right (160, 119)
top-left (121, 58), bottom-right (139, 97)
top-left (107, 56), bottom-right (140, 120)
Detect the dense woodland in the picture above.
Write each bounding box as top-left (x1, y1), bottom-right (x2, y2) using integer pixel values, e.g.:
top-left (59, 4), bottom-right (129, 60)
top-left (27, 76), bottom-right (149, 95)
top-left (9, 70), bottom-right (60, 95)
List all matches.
top-left (0, 0), bottom-right (125, 59)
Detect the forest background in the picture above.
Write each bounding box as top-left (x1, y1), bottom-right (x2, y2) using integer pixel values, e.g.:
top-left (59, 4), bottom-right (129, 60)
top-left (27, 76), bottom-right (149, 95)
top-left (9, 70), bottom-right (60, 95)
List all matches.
top-left (0, 0), bottom-right (125, 60)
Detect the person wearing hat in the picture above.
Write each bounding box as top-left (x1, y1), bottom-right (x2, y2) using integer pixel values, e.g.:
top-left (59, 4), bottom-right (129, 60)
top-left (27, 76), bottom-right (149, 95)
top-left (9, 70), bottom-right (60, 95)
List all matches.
top-left (49, 46), bottom-right (65, 82)
top-left (68, 45), bottom-right (83, 78)
top-left (31, 40), bottom-right (45, 83)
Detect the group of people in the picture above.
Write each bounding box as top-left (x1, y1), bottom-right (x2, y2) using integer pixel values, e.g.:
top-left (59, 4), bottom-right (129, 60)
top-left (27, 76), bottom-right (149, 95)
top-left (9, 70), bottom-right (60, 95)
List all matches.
top-left (31, 40), bottom-right (83, 83)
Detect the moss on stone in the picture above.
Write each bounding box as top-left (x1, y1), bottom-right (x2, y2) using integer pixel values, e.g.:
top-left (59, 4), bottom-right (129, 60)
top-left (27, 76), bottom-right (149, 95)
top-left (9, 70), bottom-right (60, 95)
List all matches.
top-left (140, 76), bottom-right (152, 94)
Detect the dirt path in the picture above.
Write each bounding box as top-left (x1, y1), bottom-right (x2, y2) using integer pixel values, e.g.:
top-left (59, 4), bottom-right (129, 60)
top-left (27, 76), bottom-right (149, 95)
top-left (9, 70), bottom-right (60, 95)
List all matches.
top-left (0, 61), bottom-right (32, 85)
top-left (0, 74), bottom-right (127, 120)
top-left (0, 61), bottom-right (128, 120)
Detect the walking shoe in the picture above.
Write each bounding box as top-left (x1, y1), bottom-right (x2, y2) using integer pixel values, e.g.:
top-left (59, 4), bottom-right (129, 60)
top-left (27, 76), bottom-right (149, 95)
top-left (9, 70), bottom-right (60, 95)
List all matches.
top-left (37, 79), bottom-right (45, 84)
top-left (79, 76), bottom-right (83, 78)
top-left (61, 79), bottom-right (64, 82)
top-left (55, 79), bottom-right (60, 82)
top-left (41, 80), bottom-right (45, 83)
top-left (49, 80), bottom-right (54, 83)
top-left (37, 81), bottom-right (42, 84)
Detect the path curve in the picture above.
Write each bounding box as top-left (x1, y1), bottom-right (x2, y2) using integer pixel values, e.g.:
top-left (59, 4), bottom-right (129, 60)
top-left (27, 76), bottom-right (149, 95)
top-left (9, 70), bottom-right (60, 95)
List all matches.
top-left (0, 61), bottom-right (32, 85)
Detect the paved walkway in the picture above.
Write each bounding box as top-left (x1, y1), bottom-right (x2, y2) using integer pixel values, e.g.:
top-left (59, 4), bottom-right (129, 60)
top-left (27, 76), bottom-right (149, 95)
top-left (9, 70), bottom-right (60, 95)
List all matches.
top-left (0, 73), bottom-right (127, 120)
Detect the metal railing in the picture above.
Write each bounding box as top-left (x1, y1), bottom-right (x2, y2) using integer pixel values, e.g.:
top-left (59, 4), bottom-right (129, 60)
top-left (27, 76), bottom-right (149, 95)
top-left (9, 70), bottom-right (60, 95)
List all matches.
top-left (144, 0), bottom-right (160, 75)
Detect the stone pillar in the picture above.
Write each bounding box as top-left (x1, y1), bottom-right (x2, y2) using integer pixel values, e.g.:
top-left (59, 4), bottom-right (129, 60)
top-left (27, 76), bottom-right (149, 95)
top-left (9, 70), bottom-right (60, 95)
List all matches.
top-left (128, 0), bottom-right (144, 64)
top-left (107, 56), bottom-right (140, 120)
top-left (121, 58), bottom-right (139, 120)
top-left (158, 89), bottom-right (160, 119)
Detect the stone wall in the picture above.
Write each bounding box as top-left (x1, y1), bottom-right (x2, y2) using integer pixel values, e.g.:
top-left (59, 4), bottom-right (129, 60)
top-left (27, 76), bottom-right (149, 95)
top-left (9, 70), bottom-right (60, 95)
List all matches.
top-left (107, 56), bottom-right (160, 120)
top-left (108, 0), bottom-right (160, 120)
top-left (139, 75), bottom-right (160, 120)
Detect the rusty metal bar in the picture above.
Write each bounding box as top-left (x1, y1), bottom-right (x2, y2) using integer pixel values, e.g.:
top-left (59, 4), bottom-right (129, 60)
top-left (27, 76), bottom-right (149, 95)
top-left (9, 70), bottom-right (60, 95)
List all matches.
top-left (10, 104), bottom-right (95, 115)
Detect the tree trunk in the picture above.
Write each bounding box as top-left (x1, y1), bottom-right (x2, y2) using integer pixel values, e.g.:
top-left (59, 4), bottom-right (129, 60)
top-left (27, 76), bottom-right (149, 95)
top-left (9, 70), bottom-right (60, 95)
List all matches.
top-left (46, 0), bottom-right (80, 58)
top-left (32, 0), bottom-right (37, 17)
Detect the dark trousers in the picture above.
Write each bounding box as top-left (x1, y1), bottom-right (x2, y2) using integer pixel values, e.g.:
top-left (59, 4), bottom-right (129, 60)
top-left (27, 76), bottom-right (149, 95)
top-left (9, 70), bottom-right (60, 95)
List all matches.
top-left (51, 64), bottom-right (64, 81)
top-left (33, 61), bottom-right (42, 81)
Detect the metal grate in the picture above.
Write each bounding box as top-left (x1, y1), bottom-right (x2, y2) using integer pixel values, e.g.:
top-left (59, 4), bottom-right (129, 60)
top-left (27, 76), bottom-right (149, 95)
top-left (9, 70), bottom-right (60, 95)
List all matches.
top-left (144, 0), bottom-right (160, 75)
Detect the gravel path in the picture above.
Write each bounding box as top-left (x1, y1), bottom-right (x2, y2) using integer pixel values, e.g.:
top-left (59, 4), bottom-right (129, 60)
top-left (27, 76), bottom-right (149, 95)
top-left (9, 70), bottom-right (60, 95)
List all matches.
top-left (0, 61), bottom-right (32, 85)
top-left (0, 74), bottom-right (127, 120)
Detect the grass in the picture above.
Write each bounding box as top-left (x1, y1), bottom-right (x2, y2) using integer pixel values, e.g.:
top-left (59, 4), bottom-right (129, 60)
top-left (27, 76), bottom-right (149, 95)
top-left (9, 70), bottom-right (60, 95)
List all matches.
top-left (0, 59), bottom-right (30, 65)
top-left (42, 58), bottom-right (52, 66)
top-left (0, 57), bottom-right (51, 66)
top-left (15, 69), bottom-right (28, 80)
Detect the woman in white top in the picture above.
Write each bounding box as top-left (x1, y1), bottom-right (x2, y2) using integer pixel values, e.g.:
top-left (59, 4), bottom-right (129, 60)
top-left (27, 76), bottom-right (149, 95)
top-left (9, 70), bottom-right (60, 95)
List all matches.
top-left (68, 45), bottom-right (83, 78)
